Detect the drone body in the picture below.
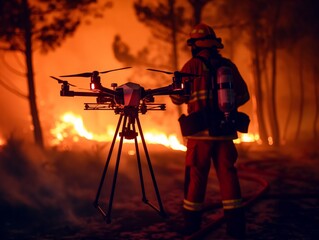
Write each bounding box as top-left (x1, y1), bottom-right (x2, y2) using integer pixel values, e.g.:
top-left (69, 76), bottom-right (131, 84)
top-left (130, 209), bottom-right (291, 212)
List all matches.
top-left (116, 82), bottom-right (142, 107)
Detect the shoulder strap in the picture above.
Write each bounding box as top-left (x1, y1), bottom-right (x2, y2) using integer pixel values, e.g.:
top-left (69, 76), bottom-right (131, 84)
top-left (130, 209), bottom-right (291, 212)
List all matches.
top-left (195, 56), bottom-right (215, 74)
top-left (195, 55), bottom-right (223, 71)
top-left (194, 55), bottom-right (219, 112)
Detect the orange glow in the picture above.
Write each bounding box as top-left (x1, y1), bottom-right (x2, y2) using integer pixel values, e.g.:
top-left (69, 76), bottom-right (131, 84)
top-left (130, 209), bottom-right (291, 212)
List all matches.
top-left (50, 112), bottom-right (262, 150)
top-left (50, 112), bottom-right (114, 145)
top-left (143, 131), bottom-right (186, 151)
top-left (268, 137), bottom-right (273, 146)
top-left (50, 112), bottom-right (187, 151)
top-left (0, 136), bottom-right (5, 146)
top-left (234, 133), bottom-right (261, 144)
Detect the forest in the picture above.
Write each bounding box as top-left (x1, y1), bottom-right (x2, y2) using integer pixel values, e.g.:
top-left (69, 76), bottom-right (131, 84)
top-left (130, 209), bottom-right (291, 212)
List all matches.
top-left (0, 0), bottom-right (318, 149)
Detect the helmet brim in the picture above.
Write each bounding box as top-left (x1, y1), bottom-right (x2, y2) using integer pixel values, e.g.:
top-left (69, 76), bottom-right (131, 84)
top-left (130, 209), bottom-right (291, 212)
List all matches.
top-left (187, 37), bottom-right (224, 49)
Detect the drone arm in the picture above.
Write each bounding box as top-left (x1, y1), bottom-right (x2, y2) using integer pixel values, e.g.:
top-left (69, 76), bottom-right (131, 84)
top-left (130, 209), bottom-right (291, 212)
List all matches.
top-left (99, 86), bottom-right (117, 96)
top-left (144, 84), bottom-right (183, 97)
top-left (60, 90), bottom-right (111, 97)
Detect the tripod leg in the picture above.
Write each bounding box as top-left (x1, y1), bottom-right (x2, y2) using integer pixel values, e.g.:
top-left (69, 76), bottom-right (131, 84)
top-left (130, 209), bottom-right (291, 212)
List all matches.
top-left (132, 123), bottom-right (147, 202)
top-left (136, 116), bottom-right (166, 217)
top-left (94, 114), bottom-right (124, 211)
top-left (106, 115), bottom-right (128, 223)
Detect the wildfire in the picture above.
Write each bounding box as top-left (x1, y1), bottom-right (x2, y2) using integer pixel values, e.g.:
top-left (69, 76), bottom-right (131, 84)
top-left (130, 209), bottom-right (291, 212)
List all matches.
top-left (50, 112), bottom-right (261, 151)
top-left (50, 112), bottom-right (187, 151)
top-left (233, 133), bottom-right (261, 144)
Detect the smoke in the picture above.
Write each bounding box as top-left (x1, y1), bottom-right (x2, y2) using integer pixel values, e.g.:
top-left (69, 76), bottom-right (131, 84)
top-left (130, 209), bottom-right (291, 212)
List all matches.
top-left (0, 138), bottom-right (85, 225)
top-left (0, 137), bottom-right (144, 229)
top-left (0, 136), bottom-right (179, 230)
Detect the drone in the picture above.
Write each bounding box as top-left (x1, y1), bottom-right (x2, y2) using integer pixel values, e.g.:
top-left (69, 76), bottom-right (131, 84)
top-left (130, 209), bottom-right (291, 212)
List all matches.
top-left (50, 67), bottom-right (197, 114)
top-left (51, 66), bottom-right (199, 223)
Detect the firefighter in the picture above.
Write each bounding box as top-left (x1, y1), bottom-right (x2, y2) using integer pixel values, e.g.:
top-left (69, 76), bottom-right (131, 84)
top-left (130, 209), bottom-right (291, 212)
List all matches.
top-left (170, 23), bottom-right (250, 238)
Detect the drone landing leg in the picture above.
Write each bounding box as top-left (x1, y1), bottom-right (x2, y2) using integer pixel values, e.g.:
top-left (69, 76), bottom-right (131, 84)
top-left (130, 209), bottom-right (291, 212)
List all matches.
top-left (106, 114), bottom-right (128, 223)
top-left (93, 114), bottom-right (124, 222)
top-left (94, 107), bottom-right (166, 223)
top-left (133, 123), bottom-right (147, 202)
top-left (135, 116), bottom-right (166, 217)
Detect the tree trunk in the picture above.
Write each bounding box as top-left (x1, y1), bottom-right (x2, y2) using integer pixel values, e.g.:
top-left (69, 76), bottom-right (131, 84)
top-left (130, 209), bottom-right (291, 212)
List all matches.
top-left (268, 2), bottom-right (281, 146)
top-left (313, 65), bottom-right (318, 140)
top-left (169, 0), bottom-right (178, 70)
top-left (282, 57), bottom-right (293, 143)
top-left (188, 0), bottom-right (211, 25)
top-left (269, 42), bottom-right (280, 146)
top-left (23, 0), bottom-right (44, 148)
top-left (295, 49), bottom-right (304, 142)
top-left (251, 27), bottom-right (269, 145)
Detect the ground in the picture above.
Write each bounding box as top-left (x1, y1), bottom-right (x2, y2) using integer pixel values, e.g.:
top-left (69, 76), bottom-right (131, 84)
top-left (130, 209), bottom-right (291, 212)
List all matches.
top-left (0, 139), bottom-right (318, 240)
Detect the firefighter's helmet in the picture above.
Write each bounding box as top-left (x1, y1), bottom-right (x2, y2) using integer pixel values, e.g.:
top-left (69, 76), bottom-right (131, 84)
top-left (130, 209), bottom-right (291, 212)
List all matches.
top-left (187, 23), bottom-right (224, 49)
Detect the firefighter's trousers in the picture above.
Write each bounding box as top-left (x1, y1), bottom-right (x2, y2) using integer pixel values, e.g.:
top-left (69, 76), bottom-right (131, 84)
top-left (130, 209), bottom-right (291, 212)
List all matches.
top-left (183, 139), bottom-right (242, 211)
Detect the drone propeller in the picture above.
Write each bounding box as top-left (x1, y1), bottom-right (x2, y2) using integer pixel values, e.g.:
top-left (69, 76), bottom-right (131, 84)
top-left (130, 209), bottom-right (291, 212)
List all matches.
top-left (50, 76), bottom-right (76, 87)
top-left (146, 68), bottom-right (199, 78)
top-left (147, 68), bottom-right (173, 75)
top-left (59, 67), bottom-right (132, 78)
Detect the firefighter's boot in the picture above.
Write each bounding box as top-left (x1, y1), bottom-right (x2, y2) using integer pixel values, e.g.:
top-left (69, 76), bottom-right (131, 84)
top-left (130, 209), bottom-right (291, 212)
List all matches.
top-left (224, 207), bottom-right (246, 239)
top-left (183, 209), bottom-right (202, 235)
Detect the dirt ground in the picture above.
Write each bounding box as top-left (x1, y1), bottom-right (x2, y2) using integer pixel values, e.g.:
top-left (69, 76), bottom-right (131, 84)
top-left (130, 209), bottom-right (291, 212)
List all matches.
top-left (204, 144), bottom-right (319, 240)
top-left (0, 140), bottom-right (318, 240)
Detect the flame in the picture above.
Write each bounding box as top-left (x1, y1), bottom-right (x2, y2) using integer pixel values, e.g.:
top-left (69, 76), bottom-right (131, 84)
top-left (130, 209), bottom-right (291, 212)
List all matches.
top-left (50, 112), bottom-right (261, 151)
top-left (234, 133), bottom-right (261, 144)
top-left (143, 132), bottom-right (186, 151)
top-left (50, 112), bottom-right (187, 151)
top-left (0, 136), bottom-right (5, 146)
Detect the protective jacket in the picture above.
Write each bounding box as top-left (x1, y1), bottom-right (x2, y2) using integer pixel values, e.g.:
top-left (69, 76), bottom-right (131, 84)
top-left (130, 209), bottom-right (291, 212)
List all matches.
top-left (171, 49), bottom-right (250, 139)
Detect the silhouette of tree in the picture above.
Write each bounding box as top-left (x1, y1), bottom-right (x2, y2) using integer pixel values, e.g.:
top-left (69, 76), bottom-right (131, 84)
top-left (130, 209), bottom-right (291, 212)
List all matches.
top-left (134, 0), bottom-right (189, 70)
top-left (0, 0), bottom-right (112, 148)
top-left (113, 0), bottom-right (191, 75)
top-left (187, 0), bottom-right (213, 25)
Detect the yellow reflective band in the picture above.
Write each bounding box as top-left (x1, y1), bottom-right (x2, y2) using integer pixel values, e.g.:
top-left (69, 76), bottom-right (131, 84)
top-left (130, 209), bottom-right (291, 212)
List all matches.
top-left (222, 199), bottom-right (243, 210)
top-left (222, 199), bottom-right (242, 204)
top-left (192, 89), bottom-right (209, 96)
top-left (188, 90), bottom-right (213, 103)
top-left (183, 199), bottom-right (203, 211)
